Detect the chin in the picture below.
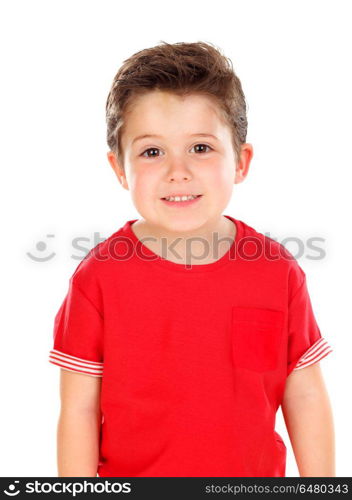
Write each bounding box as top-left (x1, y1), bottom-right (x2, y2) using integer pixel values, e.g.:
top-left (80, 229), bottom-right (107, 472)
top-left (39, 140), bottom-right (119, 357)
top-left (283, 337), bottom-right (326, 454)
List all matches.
top-left (162, 215), bottom-right (210, 233)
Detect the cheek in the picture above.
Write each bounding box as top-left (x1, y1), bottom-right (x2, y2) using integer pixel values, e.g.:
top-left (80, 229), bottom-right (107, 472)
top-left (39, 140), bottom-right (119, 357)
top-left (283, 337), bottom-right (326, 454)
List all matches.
top-left (208, 165), bottom-right (234, 194)
top-left (130, 169), bottom-right (159, 201)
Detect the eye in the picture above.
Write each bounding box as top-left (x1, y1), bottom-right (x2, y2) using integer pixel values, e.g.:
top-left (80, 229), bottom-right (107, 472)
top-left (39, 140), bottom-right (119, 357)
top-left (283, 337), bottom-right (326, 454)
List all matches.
top-left (141, 147), bottom-right (162, 158)
top-left (190, 143), bottom-right (213, 154)
top-left (140, 143), bottom-right (213, 159)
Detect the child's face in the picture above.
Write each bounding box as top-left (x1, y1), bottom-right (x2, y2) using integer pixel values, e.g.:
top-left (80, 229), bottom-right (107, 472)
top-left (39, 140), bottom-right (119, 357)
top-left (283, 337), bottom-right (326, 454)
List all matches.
top-left (107, 90), bottom-right (252, 233)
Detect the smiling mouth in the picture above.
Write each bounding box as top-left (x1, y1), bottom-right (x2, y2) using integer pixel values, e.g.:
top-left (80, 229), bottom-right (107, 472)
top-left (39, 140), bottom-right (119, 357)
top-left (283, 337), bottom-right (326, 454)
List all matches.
top-left (161, 194), bottom-right (203, 201)
top-left (160, 194), bottom-right (203, 207)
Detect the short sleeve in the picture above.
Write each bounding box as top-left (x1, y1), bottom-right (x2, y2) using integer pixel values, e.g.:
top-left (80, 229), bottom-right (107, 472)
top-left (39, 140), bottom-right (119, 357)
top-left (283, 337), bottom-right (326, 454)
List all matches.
top-left (48, 277), bottom-right (104, 377)
top-left (287, 267), bottom-right (333, 377)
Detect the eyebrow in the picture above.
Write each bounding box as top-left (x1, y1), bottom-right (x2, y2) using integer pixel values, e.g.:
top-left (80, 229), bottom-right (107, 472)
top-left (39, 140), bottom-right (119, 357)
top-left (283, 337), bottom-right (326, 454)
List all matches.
top-left (132, 133), bottom-right (219, 145)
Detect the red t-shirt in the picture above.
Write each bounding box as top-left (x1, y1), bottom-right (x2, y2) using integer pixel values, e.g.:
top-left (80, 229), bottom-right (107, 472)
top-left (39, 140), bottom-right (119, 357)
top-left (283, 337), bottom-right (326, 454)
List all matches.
top-left (49, 215), bottom-right (333, 477)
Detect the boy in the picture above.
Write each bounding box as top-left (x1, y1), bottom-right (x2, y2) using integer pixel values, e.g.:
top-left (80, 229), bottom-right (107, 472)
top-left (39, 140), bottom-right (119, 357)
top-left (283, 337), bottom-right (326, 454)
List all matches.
top-left (49, 41), bottom-right (335, 477)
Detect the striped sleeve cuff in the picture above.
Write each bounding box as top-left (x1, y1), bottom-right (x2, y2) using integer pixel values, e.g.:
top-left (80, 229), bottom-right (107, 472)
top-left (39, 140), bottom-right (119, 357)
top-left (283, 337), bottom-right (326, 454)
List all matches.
top-left (293, 338), bottom-right (333, 371)
top-left (49, 349), bottom-right (103, 377)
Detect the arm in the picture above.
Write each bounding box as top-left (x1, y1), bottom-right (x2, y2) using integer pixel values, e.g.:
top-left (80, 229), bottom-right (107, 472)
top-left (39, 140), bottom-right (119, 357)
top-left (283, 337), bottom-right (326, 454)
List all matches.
top-left (281, 362), bottom-right (335, 477)
top-left (57, 369), bottom-right (102, 477)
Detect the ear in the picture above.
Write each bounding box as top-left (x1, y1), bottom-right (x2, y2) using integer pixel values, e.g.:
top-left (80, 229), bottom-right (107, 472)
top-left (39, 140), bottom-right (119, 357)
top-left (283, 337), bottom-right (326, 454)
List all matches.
top-left (107, 151), bottom-right (129, 190)
top-left (235, 143), bottom-right (254, 184)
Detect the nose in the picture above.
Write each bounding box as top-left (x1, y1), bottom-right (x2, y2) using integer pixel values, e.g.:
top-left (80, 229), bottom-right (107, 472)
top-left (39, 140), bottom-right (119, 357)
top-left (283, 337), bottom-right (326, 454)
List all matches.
top-left (170, 174), bottom-right (190, 181)
top-left (166, 157), bottom-right (192, 182)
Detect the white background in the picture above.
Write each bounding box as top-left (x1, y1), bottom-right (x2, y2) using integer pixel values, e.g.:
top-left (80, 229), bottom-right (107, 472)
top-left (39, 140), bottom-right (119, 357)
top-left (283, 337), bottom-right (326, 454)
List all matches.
top-left (0, 0), bottom-right (350, 477)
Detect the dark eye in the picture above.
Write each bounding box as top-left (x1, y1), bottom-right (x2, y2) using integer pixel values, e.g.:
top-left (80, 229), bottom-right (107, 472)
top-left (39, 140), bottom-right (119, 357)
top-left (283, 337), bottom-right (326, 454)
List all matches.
top-left (141, 148), bottom-right (161, 158)
top-left (192, 144), bottom-right (213, 154)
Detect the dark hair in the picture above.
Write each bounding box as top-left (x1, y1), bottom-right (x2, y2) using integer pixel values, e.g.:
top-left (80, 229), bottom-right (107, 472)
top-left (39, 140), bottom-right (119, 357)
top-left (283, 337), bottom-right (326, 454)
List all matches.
top-left (106, 41), bottom-right (248, 168)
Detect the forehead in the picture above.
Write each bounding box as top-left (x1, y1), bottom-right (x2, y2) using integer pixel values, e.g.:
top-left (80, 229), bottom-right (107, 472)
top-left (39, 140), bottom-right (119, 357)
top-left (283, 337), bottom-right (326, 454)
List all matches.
top-left (122, 90), bottom-right (228, 144)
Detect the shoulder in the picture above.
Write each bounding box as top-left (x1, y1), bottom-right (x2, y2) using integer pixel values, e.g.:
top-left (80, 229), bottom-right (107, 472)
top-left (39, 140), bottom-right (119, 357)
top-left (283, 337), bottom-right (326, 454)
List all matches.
top-left (70, 222), bottom-right (130, 291)
top-left (238, 219), bottom-right (306, 294)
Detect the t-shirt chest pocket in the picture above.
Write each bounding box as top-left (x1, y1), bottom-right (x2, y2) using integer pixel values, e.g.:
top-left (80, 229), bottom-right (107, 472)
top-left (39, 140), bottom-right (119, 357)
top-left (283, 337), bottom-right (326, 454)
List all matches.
top-left (231, 306), bottom-right (285, 372)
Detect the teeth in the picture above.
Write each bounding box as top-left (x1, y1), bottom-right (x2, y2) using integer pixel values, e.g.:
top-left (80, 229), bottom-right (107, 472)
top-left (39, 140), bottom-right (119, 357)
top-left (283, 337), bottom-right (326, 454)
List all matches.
top-left (164, 195), bottom-right (199, 202)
